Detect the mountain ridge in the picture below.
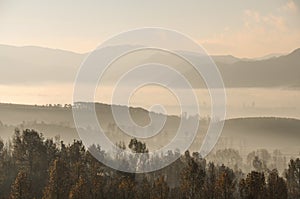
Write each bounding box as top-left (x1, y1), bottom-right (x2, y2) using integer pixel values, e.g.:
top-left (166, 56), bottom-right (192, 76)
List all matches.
top-left (0, 44), bottom-right (299, 88)
top-left (1, 43), bottom-right (294, 59)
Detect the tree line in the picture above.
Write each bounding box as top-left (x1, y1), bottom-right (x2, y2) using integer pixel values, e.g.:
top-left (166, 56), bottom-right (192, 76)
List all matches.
top-left (0, 129), bottom-right (299, 199)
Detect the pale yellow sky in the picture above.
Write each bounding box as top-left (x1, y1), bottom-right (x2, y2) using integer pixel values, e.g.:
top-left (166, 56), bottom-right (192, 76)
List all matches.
top-left (0, 0), bottom-right (299, 57)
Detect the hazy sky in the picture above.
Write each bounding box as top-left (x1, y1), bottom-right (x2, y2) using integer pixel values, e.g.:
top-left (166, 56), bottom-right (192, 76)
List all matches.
top-left (0, 0), bottom-right (299, 57)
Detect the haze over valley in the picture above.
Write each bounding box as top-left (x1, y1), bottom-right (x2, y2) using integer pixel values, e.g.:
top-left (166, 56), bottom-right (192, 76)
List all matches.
top-left (0, 44), bottom-right (299, 118)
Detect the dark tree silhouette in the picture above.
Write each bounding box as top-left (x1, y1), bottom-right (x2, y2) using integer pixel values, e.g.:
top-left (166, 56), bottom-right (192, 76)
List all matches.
top-left (267, 169), bottom-right (287, 199)
top-left (0, 129), bottom-right (298, 199)
top-left (285, 158), bottom-right (300, 199)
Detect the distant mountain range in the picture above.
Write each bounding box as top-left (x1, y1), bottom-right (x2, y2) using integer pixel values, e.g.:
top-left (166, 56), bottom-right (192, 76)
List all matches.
top-left (0, 44), bottom-right (299, 88)
top-left (217, 49), bottom-right (300, 88)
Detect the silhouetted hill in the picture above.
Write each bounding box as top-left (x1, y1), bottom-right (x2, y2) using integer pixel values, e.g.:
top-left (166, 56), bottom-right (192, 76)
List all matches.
top-left (0, 103), bottom-right (299, 155)
top-left (211, 55), bottom-right (241, 64)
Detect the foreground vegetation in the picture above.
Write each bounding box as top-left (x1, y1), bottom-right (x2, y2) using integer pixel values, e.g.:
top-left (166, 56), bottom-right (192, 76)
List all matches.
top-left (0, 129), bottom-right (299, 199)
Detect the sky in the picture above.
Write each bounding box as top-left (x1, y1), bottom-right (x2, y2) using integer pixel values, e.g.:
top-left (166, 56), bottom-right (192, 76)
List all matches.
top-left (0, 0), bottom-right (299, 58)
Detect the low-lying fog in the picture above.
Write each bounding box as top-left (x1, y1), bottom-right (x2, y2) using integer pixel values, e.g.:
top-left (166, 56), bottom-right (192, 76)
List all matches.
top-left (0, 84), bottom-right (299, 119)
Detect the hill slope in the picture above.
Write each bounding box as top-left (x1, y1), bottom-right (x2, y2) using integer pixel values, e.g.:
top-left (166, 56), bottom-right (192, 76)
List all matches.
top-left (0, 103), bottom-right (299, 155)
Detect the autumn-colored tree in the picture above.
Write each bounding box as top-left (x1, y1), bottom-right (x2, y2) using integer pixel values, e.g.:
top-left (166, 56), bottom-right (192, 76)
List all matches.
top-left (0, 140), bottom-right (16, 198)
top-left (204, 162), bottom-right (217, 199)
top-left (9, 171), bottom-right (31, 199)
top-left (215, 165), bottom-right (236, 199)
top-left (44, 138), bottom-right (59, 166)
top-left (240, 171), bottom-right (267, 199)
top-left (151, 176), bottom-right (169, 199)
top-left (180, 150), bottom-right (206, 198)
top-left (12, 129), bottom-right (25, 170)
top-left (12, 129), bottom-right (48, 198)
top-left (69, 140), bottom-right (86, 182)
top-left (43, 158), bottom-right (71, 199)
top-left (118, 176), bottom-right (136, 199)
top-left (69, 175), bottom-right (91, 199)
top-left (85, 150), bottom-right (107, 199)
